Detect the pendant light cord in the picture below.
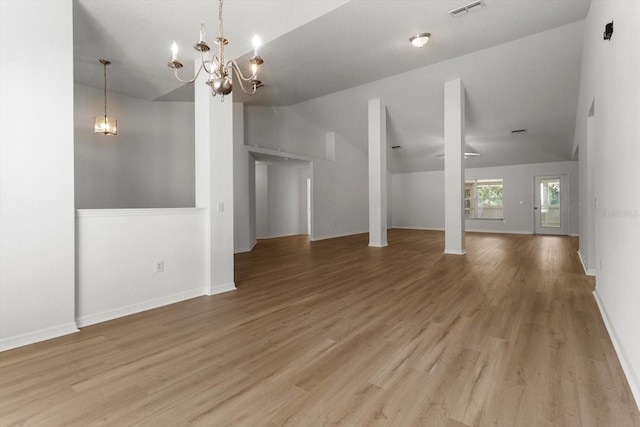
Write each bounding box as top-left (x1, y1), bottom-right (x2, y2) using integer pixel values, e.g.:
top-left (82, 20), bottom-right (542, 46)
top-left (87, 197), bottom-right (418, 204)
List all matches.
top-left (103, 61), bottom-right (108, 119)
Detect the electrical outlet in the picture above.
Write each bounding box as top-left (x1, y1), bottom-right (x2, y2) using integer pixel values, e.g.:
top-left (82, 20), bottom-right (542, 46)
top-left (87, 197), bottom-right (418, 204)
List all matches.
top-left (155, 260), bottom-right (164, 273)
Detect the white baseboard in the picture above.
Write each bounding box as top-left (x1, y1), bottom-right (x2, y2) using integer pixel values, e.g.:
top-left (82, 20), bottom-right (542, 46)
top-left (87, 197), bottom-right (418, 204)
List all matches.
top-left (444, 249), bottom-right (467, 255)
top-left (258, 232), bottom-right (308, 239)
top-left (368, 242), bottom-right (389, 248)
top-left (392, 226), bottom-right (444, 231)
top-left (208, 282), bottom-right (236, 296)
top-left (310, 230), bottom-right (368, 242)
top-left (465, 229), bottom-right (534, 235)
top-left (393, 226), bottom-right (535, 236)
top-left (593, 289), bottom-right (640, 412)
top-left (76, 288), bottom-right (205, 328)
top-left (234, 240), bottom-right (257, 254)
top-left (0, 322), bottom-right (79, 352)
top-left (577, 250), bottom-right (596, 276)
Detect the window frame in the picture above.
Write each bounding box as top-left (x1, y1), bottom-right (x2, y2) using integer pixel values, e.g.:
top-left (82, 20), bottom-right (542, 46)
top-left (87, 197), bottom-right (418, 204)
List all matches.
top-left (465, 178), bottom-right (504, 220)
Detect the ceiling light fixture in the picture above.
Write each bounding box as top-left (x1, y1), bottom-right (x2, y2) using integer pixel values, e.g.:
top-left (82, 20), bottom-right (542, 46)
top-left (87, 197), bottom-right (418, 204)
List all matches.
top-left (409, 33), bottom-right (431, 48)
top-left (94, 59), bottom-right (117, 136)
top-left (167, 0), bottom-right (264, 101)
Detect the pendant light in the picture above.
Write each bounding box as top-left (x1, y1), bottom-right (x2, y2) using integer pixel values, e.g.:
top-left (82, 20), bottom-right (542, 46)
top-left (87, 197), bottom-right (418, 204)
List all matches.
top-left (94, 59), bottom-right (117, 135)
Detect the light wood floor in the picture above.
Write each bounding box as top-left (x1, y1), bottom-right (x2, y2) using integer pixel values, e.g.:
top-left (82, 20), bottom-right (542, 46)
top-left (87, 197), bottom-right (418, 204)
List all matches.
top-left (1, 230), bottom-right (638, 426)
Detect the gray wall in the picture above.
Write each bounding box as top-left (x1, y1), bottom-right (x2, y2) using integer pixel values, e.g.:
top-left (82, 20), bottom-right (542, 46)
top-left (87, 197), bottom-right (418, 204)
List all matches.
top-left (255, 162), bottom-right (311, 239)
top-left (74, 83), bottom-right (195, 208)
top-left (392, 161), bottom-right (579, 235)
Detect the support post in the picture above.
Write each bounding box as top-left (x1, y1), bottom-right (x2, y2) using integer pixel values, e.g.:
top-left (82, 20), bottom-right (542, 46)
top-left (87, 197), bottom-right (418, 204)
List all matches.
top-left (195, 68), bottom-right (236, 294)
top-left (444, 79), bottom-right (466, 255)
top-left (368, 98), bottom-right (388, 247)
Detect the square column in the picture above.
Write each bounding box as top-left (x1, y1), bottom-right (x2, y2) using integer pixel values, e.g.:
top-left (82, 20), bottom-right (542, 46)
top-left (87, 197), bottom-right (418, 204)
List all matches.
top-left (368, 98), bottom-right (388, 247)
top-left (444, 79), bottom-right (466, 255)
top-left (195, 68), bottom-right (236, 295)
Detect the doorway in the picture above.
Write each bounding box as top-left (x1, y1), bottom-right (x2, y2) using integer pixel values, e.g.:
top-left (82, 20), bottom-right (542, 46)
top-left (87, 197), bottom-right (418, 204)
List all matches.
top-left (306, 178), bottom-right (312, 235)
top-left (534, 174), bottom-right (569, 235)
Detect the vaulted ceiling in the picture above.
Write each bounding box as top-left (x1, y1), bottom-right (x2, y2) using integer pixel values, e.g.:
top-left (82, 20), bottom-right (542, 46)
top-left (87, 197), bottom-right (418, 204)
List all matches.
top-left (73, 0), bottom-right (591, 173)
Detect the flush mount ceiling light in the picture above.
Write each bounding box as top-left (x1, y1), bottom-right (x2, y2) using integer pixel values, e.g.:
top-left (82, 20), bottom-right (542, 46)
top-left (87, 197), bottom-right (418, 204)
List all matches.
top-left (94, 59), bottom-right (117, 136)
top-left (409, 33), bottom-right (431, 48)
top-left (167, 0), bottom-right (264, 101)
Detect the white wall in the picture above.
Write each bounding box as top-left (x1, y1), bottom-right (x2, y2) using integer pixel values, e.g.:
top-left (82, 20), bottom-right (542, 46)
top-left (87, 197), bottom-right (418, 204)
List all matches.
top-left (465, 161), bottom-right (578, 235)
top-left (0, 0), bottom-right (78, 351)
top-left (312, 133), bottom-right (369, 240)
top-left (255, 163), bottom-right (310, 238)
top-left (255, 163), bottom-right (270, 238)
top-left (299, 168), bottom-right (313, 234)
top-left (578, 114), bottom-right (596, 275)
top-left (573, 0), bottom-right (640, 407)
top-left (245, 107), bottom-right (370, 242)
top-left (245, 106), bottom-right (326, 158)
top-left (75, 83), bottom-right (195, 209)
top-left (233, 103), bottom-right (255, 253)
top-left (76, 209), bottom-right (207, 327)
top-left (269, 164), bottom-right (305, 238)
top-left (392, 170), bottom-right (445, 230)
top-left (392, 161), bottom-right (579, 235)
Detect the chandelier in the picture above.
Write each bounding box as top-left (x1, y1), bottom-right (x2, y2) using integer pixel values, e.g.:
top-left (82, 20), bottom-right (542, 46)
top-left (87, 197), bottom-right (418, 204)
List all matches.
top-left (94, 59), bottom-right (117, 135)
top-left (167, 0), bottom-right (264, 100)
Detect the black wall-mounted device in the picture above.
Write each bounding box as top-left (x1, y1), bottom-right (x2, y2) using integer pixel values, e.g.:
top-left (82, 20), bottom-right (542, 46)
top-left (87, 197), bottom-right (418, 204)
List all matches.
top-left (604, 21), bottom-right (613, 40)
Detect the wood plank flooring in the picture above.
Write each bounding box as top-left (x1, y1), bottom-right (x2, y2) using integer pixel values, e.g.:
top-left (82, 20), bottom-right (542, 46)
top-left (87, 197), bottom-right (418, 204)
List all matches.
top-left (1, 229), bottom-right (639, 426)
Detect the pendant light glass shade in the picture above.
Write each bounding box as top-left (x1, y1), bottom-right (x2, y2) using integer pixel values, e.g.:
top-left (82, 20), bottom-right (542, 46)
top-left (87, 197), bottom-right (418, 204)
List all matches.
top-left (94, 59), bottom-right (117, 135)
top-left (94, 115), bottom-right (117, 135)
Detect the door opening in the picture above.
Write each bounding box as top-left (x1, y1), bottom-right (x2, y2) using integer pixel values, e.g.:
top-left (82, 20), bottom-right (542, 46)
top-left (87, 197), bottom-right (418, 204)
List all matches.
top-left (534, 175), bottom-right (569, 235)
top-left (306, 178), bottom-right (311, 235)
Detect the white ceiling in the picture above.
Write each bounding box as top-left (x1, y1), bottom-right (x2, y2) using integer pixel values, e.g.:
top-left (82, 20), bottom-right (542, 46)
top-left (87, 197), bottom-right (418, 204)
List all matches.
top-left (73, 0), bottom-right (591, 173)
top-left (73, 0), bottom-right (349, 101)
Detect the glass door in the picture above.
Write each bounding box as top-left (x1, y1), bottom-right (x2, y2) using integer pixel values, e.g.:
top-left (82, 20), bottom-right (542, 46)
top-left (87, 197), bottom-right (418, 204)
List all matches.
top-left (534, 175), bottom-right (568, 235)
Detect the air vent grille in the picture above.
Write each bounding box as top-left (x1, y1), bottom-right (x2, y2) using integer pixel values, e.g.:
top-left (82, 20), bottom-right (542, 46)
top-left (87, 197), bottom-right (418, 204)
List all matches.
top-left (449, 0), bottom-right (485, 17)
top-left (511, 129), bottom-right (527, 135)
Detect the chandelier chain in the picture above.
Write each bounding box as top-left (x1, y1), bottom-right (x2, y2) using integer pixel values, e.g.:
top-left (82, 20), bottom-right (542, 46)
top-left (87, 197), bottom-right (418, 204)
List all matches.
top-left (218, 0), bottom-right (224, 37)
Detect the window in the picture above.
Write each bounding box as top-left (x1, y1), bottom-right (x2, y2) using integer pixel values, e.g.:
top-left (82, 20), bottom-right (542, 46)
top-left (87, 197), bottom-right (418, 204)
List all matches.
top-left (465, 179), bottom-right (503, 219)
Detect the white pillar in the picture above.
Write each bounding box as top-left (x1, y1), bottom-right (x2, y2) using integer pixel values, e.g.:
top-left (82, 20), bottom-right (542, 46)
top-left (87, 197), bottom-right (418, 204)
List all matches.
top-left (368, 98), bottom-right (388, 247)
top-left (444, 79), bottom-right (466, 255)
top-left (195, 70), bottom-right (236, 295)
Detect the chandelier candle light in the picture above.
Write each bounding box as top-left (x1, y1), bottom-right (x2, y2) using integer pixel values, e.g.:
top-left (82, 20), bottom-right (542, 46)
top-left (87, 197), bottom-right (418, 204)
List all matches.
top-left (167, 0), bottom-right (264, 100)
top-left (94, 59), bottom-right (117, 135)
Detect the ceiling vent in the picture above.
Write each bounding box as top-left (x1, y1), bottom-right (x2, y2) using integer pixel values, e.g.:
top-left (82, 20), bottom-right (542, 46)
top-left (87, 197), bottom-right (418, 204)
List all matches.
top-left (391, 145), bottom-right (402, 149)
top-left (449, 0), bottom-right (485, 17)
top-left (511, 129), bottom-right (527, 134)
